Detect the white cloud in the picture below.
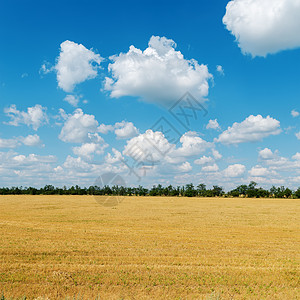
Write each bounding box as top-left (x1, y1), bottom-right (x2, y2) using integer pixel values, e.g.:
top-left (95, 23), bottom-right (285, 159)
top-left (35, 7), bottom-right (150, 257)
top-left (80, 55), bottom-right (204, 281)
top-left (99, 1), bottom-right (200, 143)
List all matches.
top-left (291, 110), bottom-right (299, 118)
top-left (0, 138), bottom-right (19, 148)
top-left (98, 124), bottom-right (114, 134)
top-left (55, 40), bottom-right (103, 92)
top-left (64, 94), bottom-right (79, 107)
top-left (224, 164), bottom-right (246, 178)
top-left (123, 130), bottom-right (211, 166)
top-left (259, 148), bottom-right (275, 160)
top-left (59, 108), bottom-right (99, 143)
top-left (216, 65), bottom-right (224, 75)
top-left (21, 134), bottom-right (43, 147)
top-left (194, 155), bottom-right (214, 165)
top-left (172, 131), bottom-right (212, 158)
top-left (223, 0), bottom-right (300, 57)
top-left (0, 134), bottom-right (43, 148)
top-left (4, 104), bottom-right (48, 131)
top-left (292, 153), bottom-right (300, 160)
top-left (216, 115), bottom-right (281, 144)
top-left (178, 162), bottom-right (192, 172)
top-left (123, 129), bottom-right (169, 163)
top-left (206, 119), bottom-right (220, 130)
top-left (258, 149), bottom-right (300, 172)
top-left (105, 148), bottom-right (123, 164)
top-left (12, 153), bottom-right (56, 164)
top-left (249, 165), bottom-right (277, 177)
top-left (212, 149), bottom-right (222, 160)
top-left (104, 35), bottom-right (212, 105)
top-left (202, 163), bottom-right (219, 172)
top-left (114, 121), bottom-right (139, 139)
top-left (72, 142), bottom-right (108, 160)
top-left (296, 132), bottom-right (300, 140)
top-left (63, 155), bottom-right (92, 171)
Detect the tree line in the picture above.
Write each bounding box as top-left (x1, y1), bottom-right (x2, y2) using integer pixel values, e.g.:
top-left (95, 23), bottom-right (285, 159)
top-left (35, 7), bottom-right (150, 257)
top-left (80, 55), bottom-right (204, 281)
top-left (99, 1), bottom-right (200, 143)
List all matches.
top-left (0, 181), bottom-right (300, 198)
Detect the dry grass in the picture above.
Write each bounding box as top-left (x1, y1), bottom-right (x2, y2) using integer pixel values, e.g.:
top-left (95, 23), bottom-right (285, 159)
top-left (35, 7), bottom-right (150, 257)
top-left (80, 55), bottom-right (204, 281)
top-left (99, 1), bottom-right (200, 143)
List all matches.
top-left (0, 195), bottom-right (299, 299)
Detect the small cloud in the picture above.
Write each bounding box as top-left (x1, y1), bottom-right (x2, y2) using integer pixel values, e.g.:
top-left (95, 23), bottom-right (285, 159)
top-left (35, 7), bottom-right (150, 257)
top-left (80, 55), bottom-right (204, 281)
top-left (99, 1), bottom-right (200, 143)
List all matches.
top-left (21, 73), bottom-right (28, 78)
top-left (291, 109), bottom-right (299, 118)
top-left (216, 65), bottom-right (224, 75)
top-left (206, 119), bottom-right (220, 130)
top-left (296, 132), bottom-right (300, 140)
top-left (64, 94), bottom-right (80, 107)
top-left (39, 62), bottom-right (53, 75)
top-left (178, 162), bottom-right (192, 172)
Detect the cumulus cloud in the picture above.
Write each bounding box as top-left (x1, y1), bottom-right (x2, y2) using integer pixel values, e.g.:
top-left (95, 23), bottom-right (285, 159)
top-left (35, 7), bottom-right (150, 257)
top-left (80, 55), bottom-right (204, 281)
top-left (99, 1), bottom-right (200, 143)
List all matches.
top-left (259, 148), bottom-right (275, 160)
top-left (194, 155), bottom-right (214, 165)
top-left (105, 148), bottom-right (123, 164)
top-left (98, 124), bottom-right (114, 134)
top-left (223, 0), bottom-right (300, 57)
top-left (223, 164), bottom-right (246, 178)
top-left (59, 109), bottom-right (99, 143)
top-left (212, 149), bottom-right (222, 160)
top-left (4, 104), bottom-right (48, 131)
top-left (296, 132), bottom-right (300, 140)
top-left (123, 129), bottom-right (211, 166)
top-left (216, 115), bottom-right (281, 144)
top-left (257, 148), bottom-right (300, 172)
top-left (72, 142), bottom-right (108, 160)
top-left (55, 40), bottom-right (103, 92)
top-left (249, 165), bottom-right (277, 177)
top-left (64, 94), bottom-right (80, 107)
top-left (291, 110), bottom-right (299, 118)
top-left (104, 35), bottom-right (212, 105)
top-left (202, 163), bottom-right (219, 172)
top-left (172, 131), bottom-right (212, 158)
top-left (206, 119), bottom-right (220, 130)
top-left (114, 121), bottom-right (139, 139)
top-left (123, 129), bottom-right (169, 163)
top-left (20, 134), bottom-right (43, 147)
top-left (178, 162), bottom-right (192, 172)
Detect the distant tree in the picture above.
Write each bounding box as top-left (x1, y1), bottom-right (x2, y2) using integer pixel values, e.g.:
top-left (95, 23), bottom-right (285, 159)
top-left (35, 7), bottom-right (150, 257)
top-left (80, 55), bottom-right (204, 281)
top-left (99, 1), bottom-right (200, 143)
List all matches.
top-left (184, 183), bottom-right (196, 197)
top-left (197, 184), bottom-right (206, 197)
top-left (212, 185), bottom-right (224, 197)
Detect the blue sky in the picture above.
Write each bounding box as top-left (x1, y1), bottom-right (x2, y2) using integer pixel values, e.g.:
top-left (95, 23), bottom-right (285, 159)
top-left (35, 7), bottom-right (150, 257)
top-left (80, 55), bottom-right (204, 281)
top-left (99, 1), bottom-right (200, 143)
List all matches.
top-left (0, 0), bottom-right (299, 190)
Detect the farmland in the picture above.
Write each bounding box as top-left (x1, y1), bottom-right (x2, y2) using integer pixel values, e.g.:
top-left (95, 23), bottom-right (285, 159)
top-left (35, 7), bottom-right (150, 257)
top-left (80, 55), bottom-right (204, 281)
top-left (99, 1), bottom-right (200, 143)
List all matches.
top-left (0, 195), bottom-right (299, 299)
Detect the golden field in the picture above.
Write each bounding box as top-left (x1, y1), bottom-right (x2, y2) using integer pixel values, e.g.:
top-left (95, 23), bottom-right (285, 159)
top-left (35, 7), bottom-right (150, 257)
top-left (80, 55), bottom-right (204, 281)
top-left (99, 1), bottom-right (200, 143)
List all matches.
top-left (0, 195), bottom-right (299, 299)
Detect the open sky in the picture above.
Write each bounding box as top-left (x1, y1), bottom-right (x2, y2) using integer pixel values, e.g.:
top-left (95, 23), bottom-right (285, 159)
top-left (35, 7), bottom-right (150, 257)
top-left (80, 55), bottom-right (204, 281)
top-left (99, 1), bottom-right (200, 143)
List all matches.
top-left (0, 0), bottom-right (299, 190)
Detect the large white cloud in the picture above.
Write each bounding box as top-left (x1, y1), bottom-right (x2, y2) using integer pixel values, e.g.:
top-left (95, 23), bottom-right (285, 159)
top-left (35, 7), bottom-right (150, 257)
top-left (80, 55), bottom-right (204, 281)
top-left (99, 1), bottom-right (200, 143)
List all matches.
top-left (4, 104), bottom-right (48, 131)
top-left (55, 40), bottom-right (102, 92)
top-left (104, 36), bottom-right (212, 105)
top-left (216, 115), bottom-right (281, 145)
top-left (223, 0), bottom-right (300, 57)
top-left (59, 109), bottom-right (99, 143)
top-left (123, 129), bottom-right (212, 167)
